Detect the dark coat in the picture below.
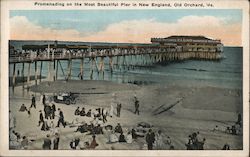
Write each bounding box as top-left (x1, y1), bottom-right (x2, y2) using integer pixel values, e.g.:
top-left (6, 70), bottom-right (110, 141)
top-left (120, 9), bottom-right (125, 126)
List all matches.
top-left (43, 138), bottom-right (51, 149)
top-left (119, 134), bottom-right (126, 142)
top-left (39, 113), bottom-right (44, 121)
top-left (146, 132), bottom-right (155, 144)
top-left (53, 137), bottom-right (60, 149)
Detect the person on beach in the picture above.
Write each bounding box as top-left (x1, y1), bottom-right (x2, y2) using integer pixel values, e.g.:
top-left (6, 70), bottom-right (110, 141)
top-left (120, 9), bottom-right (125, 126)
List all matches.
top-left (119, 132), bottom-right (126, 142)
top-left (134, 96), bottom-right (140, 115)
top-left (80, 107), bottom-right (86, 116)
top-left (110, 93), bottom-right (117, 117)
top-left (222, 143), bottom-right (230, 150)
top-left (19, 104), bottom-right (28, 112)
top-left (27, 107), bottom-right (31, 117)
top-left (102, 108), bottom-right (107, 123)
top-left (30, 94), bottom-right (36, 109)
top-left (43, 134), bottom-right (52, 150)
top-left (40, 94), bottom-right (43, 105)
top-left (41, 119), bottom-right (49, 131)
top-left (21, 136), bottom-right (29, 149)
top-left (114, 123), bottom-right (123, 134)
top-left (131, 128), bottom-right (138, 139)
top-left (93, 124), bottom-right (104, 135)
top-left (51, 104), bottom-right (56, 119)
top-left (38, 110), bottom-right (44, 127)
top-left (9, 111), bottom-right (16, 131)
top-left (166, 136), bottom-right (171, 145)
top-left (89, 135), bottom-right (98, 149)
top-left (109, 104), bottom-right (114, 118)
top-left (116, 103), bottom-right (122, 117)
top-left (86, 109), bottom-right (92, 117)
top-left (126, 131), bottom-right (133, 144)
top-left (145, 129), bottom-right (155, 150)
top-left (49, 121), bottom-right (55, 134)
top-left (53, 133), bottom-right (60, 150)
top-left (236, 113), bottom-right (242, 127)
top-left (57, 108), bottom-right (66, 128)
top-left (44, 104), bottom-right (51, 119)
top-left (42, 95), bottom-right (46, 105)
top-left (70, 138), bottom-right (79, 149)
top-left (74, 107), bottom-right (80, 116)
top-left (154, 130), bottom-right (164, 150)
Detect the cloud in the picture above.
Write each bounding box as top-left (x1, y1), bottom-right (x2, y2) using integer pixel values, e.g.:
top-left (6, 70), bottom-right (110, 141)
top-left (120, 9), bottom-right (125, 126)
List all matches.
top-left (10, 15), bottom-right (241, 46)
top-left (10, 16), bottom-right (83, 41)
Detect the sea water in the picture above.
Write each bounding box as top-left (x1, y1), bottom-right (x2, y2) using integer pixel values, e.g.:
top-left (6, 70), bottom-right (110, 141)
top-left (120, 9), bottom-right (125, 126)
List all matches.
top-left (9, 46), bottom-right (243, 89)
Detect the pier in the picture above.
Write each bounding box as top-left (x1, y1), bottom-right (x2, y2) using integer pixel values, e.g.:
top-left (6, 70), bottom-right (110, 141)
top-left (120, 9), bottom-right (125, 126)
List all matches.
top-left (9, 36), bottom-right (223, 88)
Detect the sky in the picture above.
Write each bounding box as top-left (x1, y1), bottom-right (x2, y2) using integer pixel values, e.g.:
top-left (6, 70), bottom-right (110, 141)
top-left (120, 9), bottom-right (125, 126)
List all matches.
top-left (10, 9), bottom-right (242, 46)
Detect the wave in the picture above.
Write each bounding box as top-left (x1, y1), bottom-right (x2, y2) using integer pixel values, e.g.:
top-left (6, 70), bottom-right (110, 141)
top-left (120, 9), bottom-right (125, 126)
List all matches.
top-left (178, 68), bottom-right (242, 74)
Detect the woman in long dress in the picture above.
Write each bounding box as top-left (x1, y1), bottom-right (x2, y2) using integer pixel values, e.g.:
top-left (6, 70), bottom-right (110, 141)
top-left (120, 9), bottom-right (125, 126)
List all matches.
top-left (109, 93), bottom-right (116, 117)
top-left (154, 130), bottom-right (164, 150)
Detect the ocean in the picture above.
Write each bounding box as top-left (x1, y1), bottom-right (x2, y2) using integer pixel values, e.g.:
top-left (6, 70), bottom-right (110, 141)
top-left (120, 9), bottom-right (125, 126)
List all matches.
top-left (9, 43), bottom-right (243, 89)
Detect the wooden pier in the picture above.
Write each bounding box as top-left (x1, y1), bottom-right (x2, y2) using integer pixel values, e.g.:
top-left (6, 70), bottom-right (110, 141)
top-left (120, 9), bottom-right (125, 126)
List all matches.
top-left (9, 36), bottom-right (224, 88)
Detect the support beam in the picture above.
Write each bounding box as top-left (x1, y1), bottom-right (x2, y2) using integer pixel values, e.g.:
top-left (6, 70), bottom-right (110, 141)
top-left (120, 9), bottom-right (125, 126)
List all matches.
top-left (47, 61), bottom-right (51, 81)
top-left (27, 62), bottom-right (31, 89)
top-left (35, 61), bottom-right (38, 85)
top-left (22, 63), bottom-right (24, 88)
top-left (109, 56), bottom-right (113, 73)
top-left (53, 60), bottom-right (56, 81)
top-left (90, 57), bottom-right (94, 80)
top-left (99, 57), bottom-right (105, 79)
top-left (55, 60), bottom-right (59, 80)
top-left (80, 58), bottom-right (84, 80)
top-left (12, 63), bottom-right (16, 87)
top-left (67, 59), bottom-right (72, 81)
top-left (39, 61), bottom-right (43, 83)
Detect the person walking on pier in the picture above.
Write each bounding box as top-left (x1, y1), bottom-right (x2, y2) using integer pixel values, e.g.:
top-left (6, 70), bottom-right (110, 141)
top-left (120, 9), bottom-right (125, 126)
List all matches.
top-left (134, 95), bottom-right (140, 115)
top-left (117, 103), bottom-right (122, 117)
top-left (30, 94), bottom-right (36, 109)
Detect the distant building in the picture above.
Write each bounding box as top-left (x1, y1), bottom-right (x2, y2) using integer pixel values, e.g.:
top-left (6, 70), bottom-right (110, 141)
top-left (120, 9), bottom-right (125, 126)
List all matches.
top-left (151, 35), bottom-right (223, 52)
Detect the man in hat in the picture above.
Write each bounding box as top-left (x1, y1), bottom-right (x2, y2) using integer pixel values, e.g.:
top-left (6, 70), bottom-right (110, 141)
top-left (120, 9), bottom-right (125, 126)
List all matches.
top-left (30, 94), bottom-right (36, 109)
top-left (57, 108), bottom-right (66, 128)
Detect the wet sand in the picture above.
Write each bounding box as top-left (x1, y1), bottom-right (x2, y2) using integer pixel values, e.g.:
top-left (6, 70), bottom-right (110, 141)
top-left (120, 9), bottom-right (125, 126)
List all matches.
top-left (9, 80), bottom-right (243, 150)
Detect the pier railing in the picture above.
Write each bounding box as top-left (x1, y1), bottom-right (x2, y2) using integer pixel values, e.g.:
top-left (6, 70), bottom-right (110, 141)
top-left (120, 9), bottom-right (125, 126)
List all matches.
top-left (9, 47), bottom-right (222, 63)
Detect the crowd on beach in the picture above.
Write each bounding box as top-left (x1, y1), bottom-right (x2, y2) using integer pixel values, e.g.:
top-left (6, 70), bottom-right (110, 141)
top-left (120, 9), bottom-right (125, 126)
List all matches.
top-left (9, 92), bottom-right (242, 150)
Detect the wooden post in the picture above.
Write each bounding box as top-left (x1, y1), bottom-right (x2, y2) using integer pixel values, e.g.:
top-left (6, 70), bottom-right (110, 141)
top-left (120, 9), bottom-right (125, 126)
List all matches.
top-left (35, 61), bottom-right (38, 85)
top-left (69, 60), bottom-right (72, 80)
top-left (55, 60), bottom-right (59, 80)
top-left (53, 60), bottom-right (56, 81)
top-left (27, 62), bottom-right (31, 89)
top-left (100, 57), bottom-right (105, 79)
top-left (80, 58), bottom-right (84, 80)
top-left (109, 56), bottom-right (113, 73)
top-left (22, 63), bottom-right (24, 88)
top-left (39, 61), bottom-right (43, 83)
top-left (12, 63), bottom-right (16, 87)
top-left (47, 61), bottom-right (51, 81)
top-left (67, 59), bottom-right (72, 80)
top-left (90, 57), bottom-right (94, 80)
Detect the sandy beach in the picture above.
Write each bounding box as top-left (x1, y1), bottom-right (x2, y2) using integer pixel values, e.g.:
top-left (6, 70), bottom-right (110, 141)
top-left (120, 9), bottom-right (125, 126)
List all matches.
top-left (9, 79), bottom-right (243, 150)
